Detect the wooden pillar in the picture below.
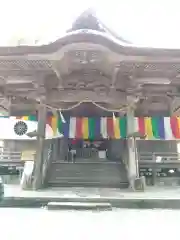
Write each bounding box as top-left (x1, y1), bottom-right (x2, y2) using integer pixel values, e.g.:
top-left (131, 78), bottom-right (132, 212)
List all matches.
top-left (33, 104), bottom-right (47, 190)
top-left (127, 105), bottom-right (139, 183)
top-left (52, 139), bottom-right (59, 160)
top-left (126, 96), bottom-right (145, 190)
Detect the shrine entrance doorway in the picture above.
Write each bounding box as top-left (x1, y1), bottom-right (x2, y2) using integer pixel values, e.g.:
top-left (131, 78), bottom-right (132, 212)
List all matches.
top-left (45, 103), bottom-right (129, 188)
top-left (46, 138), bottom-right (128, 188)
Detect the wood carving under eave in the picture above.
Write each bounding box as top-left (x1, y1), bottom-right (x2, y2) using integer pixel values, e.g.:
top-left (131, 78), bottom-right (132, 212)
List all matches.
top-left (138, 95), bottom-right (171, 111)
top-left (111, 67), bottom-right (119, 87)
top-left (126, 95), bottom-right (140, 110)
top-left (46, 89), bottom-right (127, 104)
top-left (9, 103), bottom-right (38, 114)
top-left (61, 71), bottom-right (111, 89)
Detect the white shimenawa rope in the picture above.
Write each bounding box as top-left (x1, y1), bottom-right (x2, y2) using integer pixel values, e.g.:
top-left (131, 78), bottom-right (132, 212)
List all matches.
top-left (41, 100), bottom-right (127, 112)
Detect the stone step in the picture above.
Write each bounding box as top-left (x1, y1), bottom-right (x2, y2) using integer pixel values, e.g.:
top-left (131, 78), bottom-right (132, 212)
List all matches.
top-left (46, 201), bottom-right (112, 210)
top-left (47, 161), bottom-right (128, 188)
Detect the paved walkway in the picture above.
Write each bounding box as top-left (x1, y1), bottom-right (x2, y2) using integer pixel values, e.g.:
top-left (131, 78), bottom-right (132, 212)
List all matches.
top-left (4, 184), bottom-right (180, 200)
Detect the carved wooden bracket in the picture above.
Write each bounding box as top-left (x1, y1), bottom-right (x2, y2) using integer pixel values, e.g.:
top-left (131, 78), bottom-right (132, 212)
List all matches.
top-left (111, 67), bottom-right (119, 88)
top-left (0, 96), bottom-right (12, 115)
top-left (170, 97), bottom-right (180, 115)
top-left (127, 95), bottom-right (140, 110)
top-left (50, 61), bottom-right (63, 88)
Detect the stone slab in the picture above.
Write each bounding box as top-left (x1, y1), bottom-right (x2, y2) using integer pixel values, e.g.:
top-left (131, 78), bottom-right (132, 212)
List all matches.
top-left (46, 202), bottom-right (112, 210)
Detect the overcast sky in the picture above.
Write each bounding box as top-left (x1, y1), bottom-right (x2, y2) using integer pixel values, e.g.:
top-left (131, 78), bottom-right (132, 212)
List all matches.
top-left (0, 0), bottom-right (180, 48)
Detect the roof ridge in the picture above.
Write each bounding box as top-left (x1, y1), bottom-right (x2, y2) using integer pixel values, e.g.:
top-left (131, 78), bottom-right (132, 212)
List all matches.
top-left (68, 9), bottom-right (131, 44)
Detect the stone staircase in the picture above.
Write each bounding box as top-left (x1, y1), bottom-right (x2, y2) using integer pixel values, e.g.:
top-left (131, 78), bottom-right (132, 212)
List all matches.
top-left (46, 159), bottom-right (129, 188)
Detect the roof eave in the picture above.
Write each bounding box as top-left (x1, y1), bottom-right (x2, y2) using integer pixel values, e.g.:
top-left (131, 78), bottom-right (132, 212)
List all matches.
top-left (0, 31), bottom-right (180, 58)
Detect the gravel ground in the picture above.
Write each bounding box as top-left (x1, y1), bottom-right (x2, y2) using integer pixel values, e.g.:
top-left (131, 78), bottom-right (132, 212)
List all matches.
top-left (0, 208), bottom-right (179, 240)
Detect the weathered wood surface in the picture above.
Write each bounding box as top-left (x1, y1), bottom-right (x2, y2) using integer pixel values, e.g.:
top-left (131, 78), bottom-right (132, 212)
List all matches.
top-left (0, 11), bottom-right (179, 115)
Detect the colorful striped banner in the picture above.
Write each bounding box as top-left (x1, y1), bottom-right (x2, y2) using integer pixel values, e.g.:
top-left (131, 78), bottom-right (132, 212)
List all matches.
top-left (6, 115), bottom-right (180, 140)
top-left (47, 116), bottom-right (127, 139)
top-left (12, 115), bottom-right (37, 121)
top-left (53, 116), bottom-right (180, 140)
top-left (134, 117), bottom-right (180, 140)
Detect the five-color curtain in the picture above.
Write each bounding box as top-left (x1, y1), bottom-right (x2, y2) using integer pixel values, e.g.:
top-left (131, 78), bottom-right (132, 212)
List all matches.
top-left (12, 116), bottom-right (180, 140)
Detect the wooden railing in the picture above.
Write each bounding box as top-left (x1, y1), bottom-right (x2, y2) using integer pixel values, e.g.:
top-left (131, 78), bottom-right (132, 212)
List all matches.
top-left (139, 152), bottom-right (179, 160)
top-left (139, 152), bottom-right (179, 161)
top-left (0, 148), bottom-right (22, 165)
top-left (138, 152), bottom-right (180, 185)
top-left (139, 152), bottom-right (180, 168)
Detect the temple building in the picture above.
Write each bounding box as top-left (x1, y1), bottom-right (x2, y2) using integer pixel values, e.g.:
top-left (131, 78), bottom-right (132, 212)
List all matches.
top-left (1, 10), bottom-right (180, 189)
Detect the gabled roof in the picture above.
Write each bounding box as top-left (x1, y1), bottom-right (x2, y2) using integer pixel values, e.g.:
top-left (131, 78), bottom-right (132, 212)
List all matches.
top-left (67, 9), bottom-right (132, 45)
top-left (0, 10), bottom-right (180, 57)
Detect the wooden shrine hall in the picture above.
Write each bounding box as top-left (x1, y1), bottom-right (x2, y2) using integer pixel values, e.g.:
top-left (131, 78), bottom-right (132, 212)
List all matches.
top-left (1, 10), bottom-right (180, 189)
